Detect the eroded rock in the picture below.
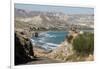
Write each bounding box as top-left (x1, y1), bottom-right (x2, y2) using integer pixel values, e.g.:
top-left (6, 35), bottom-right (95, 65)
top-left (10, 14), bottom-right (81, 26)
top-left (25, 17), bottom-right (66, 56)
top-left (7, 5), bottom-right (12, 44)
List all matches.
top-left (15, 31), bottom-right (34, 65)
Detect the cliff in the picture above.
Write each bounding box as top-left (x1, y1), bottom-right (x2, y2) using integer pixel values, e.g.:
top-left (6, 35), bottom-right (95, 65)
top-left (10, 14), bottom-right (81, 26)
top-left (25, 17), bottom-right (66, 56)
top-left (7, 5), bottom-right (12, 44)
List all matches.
top-left (15, 30), bottom-right (35, 65)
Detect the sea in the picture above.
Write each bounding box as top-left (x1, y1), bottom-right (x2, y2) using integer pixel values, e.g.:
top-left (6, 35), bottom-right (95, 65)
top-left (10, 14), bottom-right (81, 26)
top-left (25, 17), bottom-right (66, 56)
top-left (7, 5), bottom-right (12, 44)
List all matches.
top-left (31, 31), bottom-right (68, 51)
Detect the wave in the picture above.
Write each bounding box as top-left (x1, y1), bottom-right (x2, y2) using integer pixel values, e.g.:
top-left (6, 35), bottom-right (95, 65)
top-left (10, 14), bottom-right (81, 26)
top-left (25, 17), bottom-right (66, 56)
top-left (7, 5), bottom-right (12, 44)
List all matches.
top-left (39, 32), bottom-right (56, 38)
top-left (30, 39), bottom-right (36, 45)
top-left (31, 31), bottom-right (67, 51)
top-left (40, 42), bottom-right (58, 50)
top-left (39, 32), bottom-right (47, 36)
top-left (45, 43), bottom-right (58, 47)
top-left (42, 43), bottom-right (58, 50)
top-left (45, 33), bottom-right (56, 38)
top-left (31, 38), bottom-right (58, 50)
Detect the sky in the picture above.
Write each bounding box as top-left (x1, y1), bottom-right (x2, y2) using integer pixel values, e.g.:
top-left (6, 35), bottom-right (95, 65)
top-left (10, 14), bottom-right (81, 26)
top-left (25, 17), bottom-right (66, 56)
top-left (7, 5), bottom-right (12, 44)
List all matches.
top-left (15, 3), bottom-right (94, 14)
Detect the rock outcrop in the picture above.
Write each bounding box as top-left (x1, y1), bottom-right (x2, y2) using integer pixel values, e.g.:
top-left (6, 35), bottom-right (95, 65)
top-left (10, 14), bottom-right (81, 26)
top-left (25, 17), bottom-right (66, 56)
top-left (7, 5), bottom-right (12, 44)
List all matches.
top-left (48, 29), bottom-right (94, 61)
top-left (47, 29), bottom-right (78, 60)
top-left (15, 30), bottom-right (35, 65)
top-left (48, 41), bottom-right (74, 61)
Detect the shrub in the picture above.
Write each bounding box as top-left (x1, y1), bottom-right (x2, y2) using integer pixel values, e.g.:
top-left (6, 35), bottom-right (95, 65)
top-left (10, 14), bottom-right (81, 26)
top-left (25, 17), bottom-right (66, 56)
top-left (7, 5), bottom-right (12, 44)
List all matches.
top-left (72, 32), bottom-right (94, 55)
top-left (67, 35), bottom-right (73, 43)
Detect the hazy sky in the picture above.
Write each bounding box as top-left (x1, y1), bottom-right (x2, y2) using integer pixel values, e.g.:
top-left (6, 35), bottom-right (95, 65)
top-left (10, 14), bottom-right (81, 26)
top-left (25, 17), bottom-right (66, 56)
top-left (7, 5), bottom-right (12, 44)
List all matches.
top-left (15, 3), bottom-right (94, 14)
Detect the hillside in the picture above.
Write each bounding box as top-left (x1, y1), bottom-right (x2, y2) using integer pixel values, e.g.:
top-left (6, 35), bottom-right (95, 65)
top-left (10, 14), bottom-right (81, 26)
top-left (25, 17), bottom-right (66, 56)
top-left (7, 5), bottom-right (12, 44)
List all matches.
top-left (15, 8), bottom-right (94, 31)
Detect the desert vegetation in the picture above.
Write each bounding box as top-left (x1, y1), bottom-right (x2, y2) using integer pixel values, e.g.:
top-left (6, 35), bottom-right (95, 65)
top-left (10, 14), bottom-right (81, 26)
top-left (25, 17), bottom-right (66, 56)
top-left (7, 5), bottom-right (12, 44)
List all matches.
top-left (73, 32), bottom-right (94, 55)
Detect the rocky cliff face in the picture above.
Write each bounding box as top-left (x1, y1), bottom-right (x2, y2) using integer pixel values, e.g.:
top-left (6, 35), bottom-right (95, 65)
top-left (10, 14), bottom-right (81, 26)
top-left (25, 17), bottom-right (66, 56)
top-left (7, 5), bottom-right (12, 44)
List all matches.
top-left (15, 31), bottom-right (35, 65)
top-left (48, 41), bottom-right (74, 61)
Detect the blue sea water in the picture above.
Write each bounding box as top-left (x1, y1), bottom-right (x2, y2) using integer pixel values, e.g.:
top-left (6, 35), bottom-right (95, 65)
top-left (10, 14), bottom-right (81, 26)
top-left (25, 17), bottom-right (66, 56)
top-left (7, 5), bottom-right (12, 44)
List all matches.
top-left (31, 31), bottom-right (67, 51)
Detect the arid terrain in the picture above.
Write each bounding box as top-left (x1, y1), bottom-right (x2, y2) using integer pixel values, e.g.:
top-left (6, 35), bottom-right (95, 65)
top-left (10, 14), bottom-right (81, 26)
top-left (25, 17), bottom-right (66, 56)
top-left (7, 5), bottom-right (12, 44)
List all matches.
top-left (14, 7), bottom-right (94, 65)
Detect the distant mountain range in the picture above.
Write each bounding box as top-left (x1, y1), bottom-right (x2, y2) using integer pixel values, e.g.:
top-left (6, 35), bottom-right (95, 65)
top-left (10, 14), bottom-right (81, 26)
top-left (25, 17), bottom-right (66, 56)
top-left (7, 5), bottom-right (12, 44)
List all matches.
top-left (15, 8), bottom-right (94, 31)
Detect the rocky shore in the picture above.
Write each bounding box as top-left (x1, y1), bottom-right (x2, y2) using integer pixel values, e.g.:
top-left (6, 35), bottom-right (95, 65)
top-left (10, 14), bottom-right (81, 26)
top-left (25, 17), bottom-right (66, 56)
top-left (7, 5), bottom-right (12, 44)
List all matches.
top-left (15, 27), bottom-right (93, 65)
top-left (15, 29), bottom-right (64, 65)
top-left (33, 29), bottom-right (94, 62)
top-left (15, 30), bottom-right (35, 65)
top-left (14, 6), bottom-right (94, 65)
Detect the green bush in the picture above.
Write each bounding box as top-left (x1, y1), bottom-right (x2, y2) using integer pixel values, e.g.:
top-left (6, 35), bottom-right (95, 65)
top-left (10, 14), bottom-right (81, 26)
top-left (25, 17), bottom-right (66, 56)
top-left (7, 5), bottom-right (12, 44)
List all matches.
top-left (73, 32), bottom-right (94, 55)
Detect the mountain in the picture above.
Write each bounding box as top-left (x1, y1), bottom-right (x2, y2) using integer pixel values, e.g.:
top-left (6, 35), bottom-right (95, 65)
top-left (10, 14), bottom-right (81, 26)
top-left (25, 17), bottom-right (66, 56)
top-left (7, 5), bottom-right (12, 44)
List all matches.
top-left (15, 8), bottom-right (94, 31)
